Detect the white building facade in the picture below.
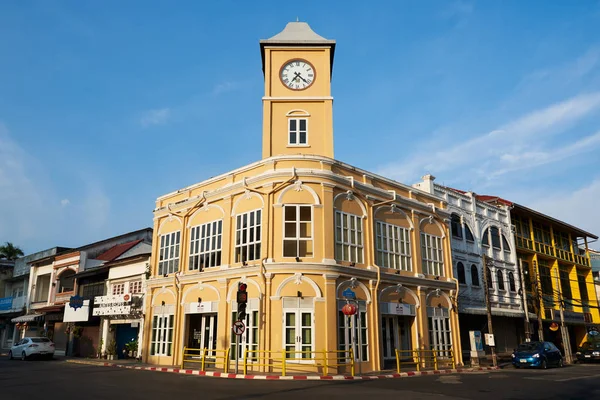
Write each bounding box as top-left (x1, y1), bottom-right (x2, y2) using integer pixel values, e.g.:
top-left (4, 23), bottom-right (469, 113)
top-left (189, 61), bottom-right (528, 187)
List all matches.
top-left (414, 175), bottom-right (526, 357)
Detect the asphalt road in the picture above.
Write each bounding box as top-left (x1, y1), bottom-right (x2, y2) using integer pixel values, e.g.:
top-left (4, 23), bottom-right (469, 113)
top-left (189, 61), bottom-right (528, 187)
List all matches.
top-left (2, 357), bottom-right (600, 400)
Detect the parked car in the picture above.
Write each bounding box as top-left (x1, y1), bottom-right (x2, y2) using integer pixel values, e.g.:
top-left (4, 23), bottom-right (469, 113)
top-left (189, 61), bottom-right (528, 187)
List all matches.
top-left (575, 341), bottom-right (600, 363)
top-left (511, 341), bottom-right (563, 369)
top-left (8, 337), bottom-right (55, 360)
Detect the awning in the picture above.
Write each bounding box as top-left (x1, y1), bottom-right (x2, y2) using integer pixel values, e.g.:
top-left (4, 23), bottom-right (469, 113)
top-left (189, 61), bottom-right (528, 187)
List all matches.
top-left (461, 307), bottom-right (525, 318)
top-left (11, 313), bottom-right (44, 323)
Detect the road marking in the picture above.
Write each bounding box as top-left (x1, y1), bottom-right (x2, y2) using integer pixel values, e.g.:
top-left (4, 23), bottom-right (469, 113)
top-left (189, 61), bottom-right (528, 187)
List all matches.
top-left (556, 374), bottom-right (600, 382)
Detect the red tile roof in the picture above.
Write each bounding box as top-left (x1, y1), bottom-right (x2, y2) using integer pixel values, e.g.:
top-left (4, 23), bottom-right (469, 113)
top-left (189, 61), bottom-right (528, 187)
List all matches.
top-left (96, 240), bottom-right (143, 261)
top-left (475, 195), bottom-right (514, 206)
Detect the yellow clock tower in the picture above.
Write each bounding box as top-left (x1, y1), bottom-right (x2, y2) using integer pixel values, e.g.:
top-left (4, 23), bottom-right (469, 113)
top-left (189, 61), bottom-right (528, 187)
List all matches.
top-left (260, 22), bottom-right (336, 159)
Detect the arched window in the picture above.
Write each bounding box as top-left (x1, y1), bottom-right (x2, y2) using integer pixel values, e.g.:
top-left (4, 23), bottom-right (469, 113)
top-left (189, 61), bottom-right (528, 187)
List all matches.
top-left (490, 227), bottom-right (501, 249)
top-left (482, 228), bottom-right (490, 246)
top-left (471, 265), bottom-right (480, 286)
top-left (451, 214), bottom-right (462, 239)
top-left (502, 234), bottom-right (511, 251)
top-left (464, 224), bottom-right (475, 242)
top-left (508, 272), bottom-right (516, 292)
top-left (497, 269), bottom-right (505, 290)
top-left (57, 269), bottom-right (76, 293)
top-left (457, 262), bottom-right (466, 284)
top-left (486, 267), bottom-right (493, 289)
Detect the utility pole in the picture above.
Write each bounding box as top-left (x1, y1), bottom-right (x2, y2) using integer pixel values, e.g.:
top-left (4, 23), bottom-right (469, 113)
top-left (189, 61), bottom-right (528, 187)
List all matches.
top-left (532, 261), bottom-right (544, 341)
top-left (554, 273), bottom-right (573, 364)
top-left (517, 258), bottom-right (531, 340)
top-left (482, 254), bottom-right (497, 367)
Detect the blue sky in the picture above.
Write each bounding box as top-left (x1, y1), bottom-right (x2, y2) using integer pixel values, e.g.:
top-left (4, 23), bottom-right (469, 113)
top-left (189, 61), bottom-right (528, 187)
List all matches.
top-left (1, 1), bottom-right (600, 254)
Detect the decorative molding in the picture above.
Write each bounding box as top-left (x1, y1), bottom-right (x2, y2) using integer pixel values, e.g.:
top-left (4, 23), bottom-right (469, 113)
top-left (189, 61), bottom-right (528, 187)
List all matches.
top-left (275, 180), bottom-right (321, 205)
top-left (180, 282), bottom-right (221, 303)
top-left (336, 279), bottom-right (372, 304)
top-left (274, 274), bottom-right (323, 298)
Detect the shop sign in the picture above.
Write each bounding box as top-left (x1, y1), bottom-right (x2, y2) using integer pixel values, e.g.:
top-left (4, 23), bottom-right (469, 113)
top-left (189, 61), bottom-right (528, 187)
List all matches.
top-left (69, 295), bottom-right (84, 310)
top-left (187, 301), bottom-right (213, 314)
top-left (64, 299), bottom-right (90, 322)
top-left (0, 297), bottom-right (12, 311)
top-left (381, 302), bottom-right (415, 316)
top-left (93, 294), bottom-right (133, 316)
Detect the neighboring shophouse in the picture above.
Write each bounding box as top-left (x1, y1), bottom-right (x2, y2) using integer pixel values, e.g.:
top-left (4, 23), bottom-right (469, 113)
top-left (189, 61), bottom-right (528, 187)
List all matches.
top-left (0, 258), bottom-right (15, 348)
top-left (143, 21), bottom-right (462, 374)
top-left (413, 177), bottom-right (525, 357)
top-left (482, 199), bottom-right (599, 357)
top-left (3, 247), bottom-right (70, 350)
top-left (590, 250), bottom-right (600, 316)
top-left (94, 239), bottom-right (151, 360)
top-left (23, 229), bottom-right (152, 356)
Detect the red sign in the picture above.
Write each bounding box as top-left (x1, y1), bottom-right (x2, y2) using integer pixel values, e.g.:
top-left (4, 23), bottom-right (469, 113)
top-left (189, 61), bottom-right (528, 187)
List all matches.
top-left (232, 320), bottom-right (245, 335)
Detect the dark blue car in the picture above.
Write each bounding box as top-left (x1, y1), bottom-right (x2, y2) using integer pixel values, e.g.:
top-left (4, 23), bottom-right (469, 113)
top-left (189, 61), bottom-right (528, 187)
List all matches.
top-left (511, 341), bottom-right (564, 369)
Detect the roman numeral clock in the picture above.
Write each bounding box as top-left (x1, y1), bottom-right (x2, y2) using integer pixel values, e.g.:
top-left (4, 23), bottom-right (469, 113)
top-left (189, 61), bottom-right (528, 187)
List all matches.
top-left (280, 59), bottom-right (315, 90)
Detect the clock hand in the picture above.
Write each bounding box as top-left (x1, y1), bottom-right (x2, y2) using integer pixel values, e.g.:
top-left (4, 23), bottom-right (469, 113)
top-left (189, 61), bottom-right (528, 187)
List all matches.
top-left (294, 72), bottom-right (308, 83)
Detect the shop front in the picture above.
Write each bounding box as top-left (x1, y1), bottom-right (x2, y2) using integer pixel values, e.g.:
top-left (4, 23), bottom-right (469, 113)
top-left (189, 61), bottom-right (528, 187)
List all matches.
top-left (94, 293), bottom-right (144, 359)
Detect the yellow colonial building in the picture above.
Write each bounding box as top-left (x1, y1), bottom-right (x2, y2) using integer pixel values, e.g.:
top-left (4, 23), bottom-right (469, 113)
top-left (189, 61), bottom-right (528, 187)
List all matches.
top-left (142, 22), bottom-right (462, 373)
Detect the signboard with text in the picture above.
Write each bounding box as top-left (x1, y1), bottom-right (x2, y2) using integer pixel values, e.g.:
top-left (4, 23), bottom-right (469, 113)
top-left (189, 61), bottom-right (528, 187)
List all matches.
top-left (0, 297), bottom-right (12, 311)
top-left (93, 294), bottom-right (135, 316)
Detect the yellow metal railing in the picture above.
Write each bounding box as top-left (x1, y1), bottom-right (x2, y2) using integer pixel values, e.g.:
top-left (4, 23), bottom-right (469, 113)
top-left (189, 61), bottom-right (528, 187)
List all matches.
top-left (242, 349), bottom-right (355, 377)
top-left (181, 347), bottom-right (230, 372)
top-left (395, 348), bottom-right (455, 373)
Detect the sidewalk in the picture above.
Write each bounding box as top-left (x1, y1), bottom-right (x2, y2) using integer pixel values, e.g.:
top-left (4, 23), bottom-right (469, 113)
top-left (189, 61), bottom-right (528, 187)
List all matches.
top-left (64, 357), bottom-right (498, 381)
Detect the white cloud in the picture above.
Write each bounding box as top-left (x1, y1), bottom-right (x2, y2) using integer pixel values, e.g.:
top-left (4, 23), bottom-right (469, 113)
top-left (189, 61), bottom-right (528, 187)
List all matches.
top-left (528, 179), bottom-right (600, 245)
top-left (213, 81), bottom-right (239, 95)
top-left (139, 108), bottom-right (171, 127)
top-left (376, 91), bottom-right (600, 184)
top-left (0, 122), bottom-right (112, 252)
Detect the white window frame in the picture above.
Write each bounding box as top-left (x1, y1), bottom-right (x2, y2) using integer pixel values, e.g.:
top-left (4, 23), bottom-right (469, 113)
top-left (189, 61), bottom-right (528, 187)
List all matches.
top-left (283, 205), bottom-right (313, 258)
top-left (375, 221), bottom-right (411, 271)
top-left (189, 220), bottom-right (223, 271)
top-left (230, 300), bottom-right (259, 361)
top-left (421, 233), bottom-right (444, 276)
top-left (288, 118), bottom-right (308, 146)
top-left (337, 301), bottom-right (368, 362)
top-left (150, 314), bottom-right (174, 356)
top-left (129, 280), bottom-right (143, 294)
top-left (335, 211), bottom-right (364, 263)
top-left (427, 307), bottom-right (452, 357)
top-left (112, 283), bottom-right (125, 295)
top-left (282, 298), bottom-right (315, 363)
top-left (158, 231), bottom-right (181, 275)
top-left (235, 209), bottom-right (262, 263)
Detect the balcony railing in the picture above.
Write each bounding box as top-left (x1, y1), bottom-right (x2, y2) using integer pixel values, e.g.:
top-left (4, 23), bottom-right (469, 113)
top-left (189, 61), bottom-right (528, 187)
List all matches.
top-left (575, 254), bottom-right (590, 267)
top-left (534, 242), bottom-right (554, 257)
top-left (556, 248), bottom-right (574, 263)
top-left (54, 291), bottom-right (74, 304)
top-left (516, 236), bottom-right (590, 267)
top-left (516, 236), bottom-right (534, 251)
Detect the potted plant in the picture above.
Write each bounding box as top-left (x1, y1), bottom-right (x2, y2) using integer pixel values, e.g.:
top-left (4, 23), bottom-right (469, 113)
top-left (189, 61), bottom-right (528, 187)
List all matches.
top-left (125, 340), bottom-right (138, 358)
top-left (107, 339), bottom-right (117, 361)
top-left (97, 338), bottom-right (104, 359)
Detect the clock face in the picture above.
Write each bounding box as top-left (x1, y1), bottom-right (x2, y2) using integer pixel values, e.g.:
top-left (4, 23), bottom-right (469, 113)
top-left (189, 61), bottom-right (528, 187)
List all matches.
top-left (280, 59), bottom-right (315, 90)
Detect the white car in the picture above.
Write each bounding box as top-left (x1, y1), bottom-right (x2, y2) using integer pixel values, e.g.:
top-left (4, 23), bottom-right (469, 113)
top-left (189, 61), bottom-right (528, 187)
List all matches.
top-left (8, 337), bottom-right (55, 360)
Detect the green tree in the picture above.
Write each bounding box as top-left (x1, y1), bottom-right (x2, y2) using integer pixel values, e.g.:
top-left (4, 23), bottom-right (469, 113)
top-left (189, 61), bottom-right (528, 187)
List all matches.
top-left (0, 242), bottom-right (24, 260)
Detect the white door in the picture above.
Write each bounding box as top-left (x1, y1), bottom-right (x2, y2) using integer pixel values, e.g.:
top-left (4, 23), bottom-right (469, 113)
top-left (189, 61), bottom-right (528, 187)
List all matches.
top-left (200, 314), bottom-right (217, 356)
top-left (282, 298), bottom-right (314, 361)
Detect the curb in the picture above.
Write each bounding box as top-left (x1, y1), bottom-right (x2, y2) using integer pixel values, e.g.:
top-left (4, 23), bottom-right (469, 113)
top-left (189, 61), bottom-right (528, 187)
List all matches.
top-left (65, 360), bottom-right (498, 380)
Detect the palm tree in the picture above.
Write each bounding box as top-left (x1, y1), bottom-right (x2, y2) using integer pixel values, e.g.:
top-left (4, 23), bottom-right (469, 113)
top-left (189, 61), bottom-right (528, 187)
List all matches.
top-left (0, 242), bottom-right (24, 260)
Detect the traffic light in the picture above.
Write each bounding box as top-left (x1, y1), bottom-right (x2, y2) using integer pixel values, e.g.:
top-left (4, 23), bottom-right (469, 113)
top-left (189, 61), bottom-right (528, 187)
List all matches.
top-left (237, 282), bottom-right (248, 321)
